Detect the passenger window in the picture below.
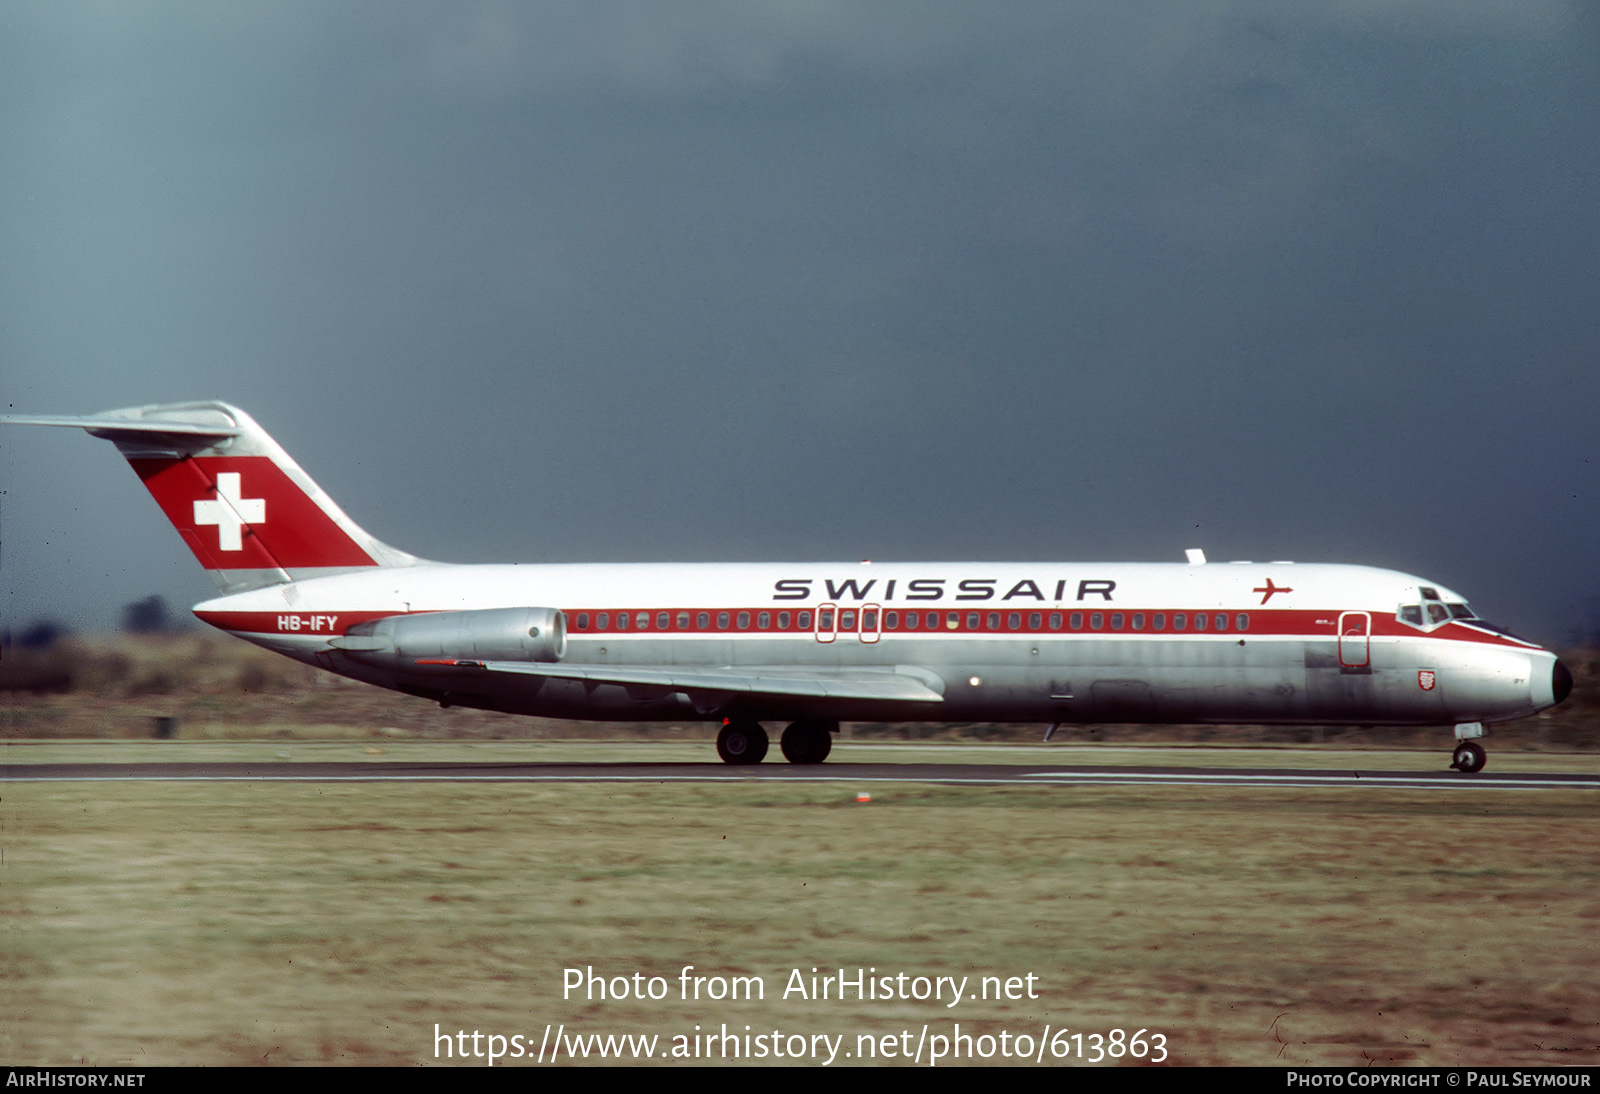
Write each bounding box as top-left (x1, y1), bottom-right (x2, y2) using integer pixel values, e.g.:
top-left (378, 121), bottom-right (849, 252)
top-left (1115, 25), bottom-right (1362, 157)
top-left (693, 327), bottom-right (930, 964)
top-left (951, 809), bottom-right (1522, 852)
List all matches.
top-left (1172, 613), bottom-right (1186, 630)
top-left (1215, 613), bottom-right (1228, 631)
top-left (1194, 613), bottom-right (1207, 631)
top-left (636, 612), bottom-right (650, 629)
top-left (597, 612), bottom-right (610, 629)
top-left (577, 613), bottom-right (589, 630)
top-left (758, 611), bottom-right (770, 629)
top-left (885, 611), bottom-right (899, 629)
top-left (1236, 613), bottom-right (1249, 631)
top-left (778, 612), bottom-right (791, 629)
top-left (904, 611), bottom-right (918, 629)
top-left (717, 611), bottom-right (730, 629)
top-left (616, 613), bottom-right (628, 630)
top-left (946, 613), bottom-right (960, 630)
top-left (1090, 612), bottom-right (1103, 630)
top-left (798, 611), bottom-right (812, 628)
top-left (697, 612), bottom-right (710, 629)
top-left (965, 613), bottom-right (979, 630)
top-left (1008, 612), bottom-right (1022, 630)
top-left (1110, 613), bottom-right (1123, 630)
top-left (840, 609), bottom-right (857, 631)
top-left (657, 612), bottom-right (669, 629)
top-left (863, 609), bottom-right (878, 630)
top-left (1152, 613), bottom-right (1165, 630)
top-left (1029, 612), bottom-right (1041, 630)
top-left (1049, 612), bottom-right (1062, 630)
top-left (737, 612), bottom-right (750, 629)
top-left (987, 612), bottom-right (1000, 630)
top-left (819, 608), bottom-right (834, 630)
top-left (677, 612), bottom-right (690, 629)
top-left (1131, 613), bottom-right (1144, 631)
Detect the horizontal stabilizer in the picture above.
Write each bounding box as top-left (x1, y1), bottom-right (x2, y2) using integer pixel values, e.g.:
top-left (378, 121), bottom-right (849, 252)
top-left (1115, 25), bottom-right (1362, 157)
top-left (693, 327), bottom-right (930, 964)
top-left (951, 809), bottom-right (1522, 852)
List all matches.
top-left (3, 401), bottom-right (420, 592)
top-left (1, 412), bottom-right (242, 447)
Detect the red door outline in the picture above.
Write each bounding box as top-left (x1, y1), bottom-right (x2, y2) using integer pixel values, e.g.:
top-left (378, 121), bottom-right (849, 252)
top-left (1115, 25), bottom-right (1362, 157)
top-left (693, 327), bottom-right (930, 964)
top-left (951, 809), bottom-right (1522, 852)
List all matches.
top-left (1338, 611), bottom-right (1371, 669)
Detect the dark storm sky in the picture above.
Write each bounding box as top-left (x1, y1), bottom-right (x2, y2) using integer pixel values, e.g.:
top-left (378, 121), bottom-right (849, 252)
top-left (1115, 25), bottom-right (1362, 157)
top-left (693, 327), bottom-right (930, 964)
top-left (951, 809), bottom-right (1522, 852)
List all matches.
top-left (2, 2), bottom-right (1597, 644)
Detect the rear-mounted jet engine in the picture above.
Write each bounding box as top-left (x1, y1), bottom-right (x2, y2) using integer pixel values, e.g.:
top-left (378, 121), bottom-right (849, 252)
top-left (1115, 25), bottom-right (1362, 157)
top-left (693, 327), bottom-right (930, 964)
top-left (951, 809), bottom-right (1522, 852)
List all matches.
top-left (333, 606), bottom-right (567, 666)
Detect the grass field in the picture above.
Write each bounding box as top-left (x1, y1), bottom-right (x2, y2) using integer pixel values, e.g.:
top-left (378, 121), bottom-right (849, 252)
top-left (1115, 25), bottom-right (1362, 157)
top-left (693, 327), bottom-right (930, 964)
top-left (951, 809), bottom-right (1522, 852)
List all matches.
top-left (3, 745), bottom-right (1598, 1067)
top-left (4, 636), bottom-right (1598, 1065)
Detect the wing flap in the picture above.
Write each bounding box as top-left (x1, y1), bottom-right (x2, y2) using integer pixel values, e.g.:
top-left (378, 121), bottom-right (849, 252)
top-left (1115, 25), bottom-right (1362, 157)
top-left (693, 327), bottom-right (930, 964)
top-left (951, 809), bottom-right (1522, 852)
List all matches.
top-left (459, 661), bottom-right (946, 703)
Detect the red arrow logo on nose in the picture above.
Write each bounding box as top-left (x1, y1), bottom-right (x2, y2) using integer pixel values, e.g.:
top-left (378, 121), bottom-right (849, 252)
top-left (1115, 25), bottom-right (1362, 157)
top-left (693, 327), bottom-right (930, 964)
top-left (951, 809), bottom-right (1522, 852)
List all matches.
top-left (1254, 577), bottom-right (1293, 604)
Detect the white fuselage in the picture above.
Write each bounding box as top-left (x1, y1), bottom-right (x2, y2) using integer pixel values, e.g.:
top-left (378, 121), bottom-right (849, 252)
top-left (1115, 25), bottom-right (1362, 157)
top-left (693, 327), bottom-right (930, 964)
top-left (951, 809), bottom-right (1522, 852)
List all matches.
top-left (194, 559), bottom-right (1564, 727)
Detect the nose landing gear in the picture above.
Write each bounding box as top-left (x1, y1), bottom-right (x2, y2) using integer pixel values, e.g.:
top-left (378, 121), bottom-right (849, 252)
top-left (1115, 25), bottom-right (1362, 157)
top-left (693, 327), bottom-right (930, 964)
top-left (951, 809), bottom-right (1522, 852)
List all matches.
top-left (1450, 738), bottom-right (1486, 774)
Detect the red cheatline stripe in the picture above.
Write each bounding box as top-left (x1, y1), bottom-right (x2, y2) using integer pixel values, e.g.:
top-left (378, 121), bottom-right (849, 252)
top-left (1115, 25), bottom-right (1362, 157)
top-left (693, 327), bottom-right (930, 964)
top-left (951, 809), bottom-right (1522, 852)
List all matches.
top-left (194, 610), bottom-right (403, 634)
top-left (195, 607), bottom-right (1533, 650)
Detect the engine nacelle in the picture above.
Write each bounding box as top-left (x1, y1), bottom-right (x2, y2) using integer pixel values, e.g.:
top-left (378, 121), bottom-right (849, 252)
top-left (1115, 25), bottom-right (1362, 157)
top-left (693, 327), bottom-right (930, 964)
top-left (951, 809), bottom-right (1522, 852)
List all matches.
top-left (340, 607), bottom-right (566, 664)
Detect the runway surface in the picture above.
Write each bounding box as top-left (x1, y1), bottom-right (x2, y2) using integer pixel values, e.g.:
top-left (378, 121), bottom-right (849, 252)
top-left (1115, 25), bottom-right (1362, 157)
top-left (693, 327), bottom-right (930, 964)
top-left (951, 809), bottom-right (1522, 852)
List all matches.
top-left (5, 760), bottom-right (1599, 790)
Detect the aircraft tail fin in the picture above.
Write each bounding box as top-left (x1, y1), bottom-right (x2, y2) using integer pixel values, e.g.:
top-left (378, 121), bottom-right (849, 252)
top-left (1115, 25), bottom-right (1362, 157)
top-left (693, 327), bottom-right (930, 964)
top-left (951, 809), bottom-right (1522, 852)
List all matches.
top-left (3, 401), bottom-right (421, 592)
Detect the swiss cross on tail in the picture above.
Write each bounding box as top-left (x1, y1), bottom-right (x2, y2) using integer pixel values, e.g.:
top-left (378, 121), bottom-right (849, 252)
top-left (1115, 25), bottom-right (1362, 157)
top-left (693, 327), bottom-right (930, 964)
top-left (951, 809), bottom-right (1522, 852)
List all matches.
top-left (193, 472), bottom-right (265, 551)
top-left (131, 455), bottom-right (378, 571)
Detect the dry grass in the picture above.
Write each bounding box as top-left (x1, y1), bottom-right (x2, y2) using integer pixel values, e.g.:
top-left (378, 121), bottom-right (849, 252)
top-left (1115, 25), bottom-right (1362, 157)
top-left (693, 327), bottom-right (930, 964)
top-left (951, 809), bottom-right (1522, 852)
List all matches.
top-left (4, 635), bottom-right (1597, 1066)
top-left (2, 772), bottom-right (1597, 1066)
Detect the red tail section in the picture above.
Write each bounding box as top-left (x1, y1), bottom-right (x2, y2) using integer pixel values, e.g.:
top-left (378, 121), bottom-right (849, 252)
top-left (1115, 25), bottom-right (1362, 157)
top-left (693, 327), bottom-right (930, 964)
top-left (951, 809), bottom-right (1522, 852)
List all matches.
top-left (130, 455), bottom-right (378, 571)
top-left (2, 401), bottom-right (418, 591)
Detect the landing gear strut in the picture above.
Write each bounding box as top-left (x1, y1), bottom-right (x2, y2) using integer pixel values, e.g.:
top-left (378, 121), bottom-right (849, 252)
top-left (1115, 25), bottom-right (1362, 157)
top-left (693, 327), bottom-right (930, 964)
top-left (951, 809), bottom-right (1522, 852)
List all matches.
top-left (781, 719), bottom-right (836, 765)
top-left (1450, 740), bottom-right (1486, 774)
top-left (1450, 721), bottom-right (1487, 773)
top-left (717, 720), bottom-right (769, 765)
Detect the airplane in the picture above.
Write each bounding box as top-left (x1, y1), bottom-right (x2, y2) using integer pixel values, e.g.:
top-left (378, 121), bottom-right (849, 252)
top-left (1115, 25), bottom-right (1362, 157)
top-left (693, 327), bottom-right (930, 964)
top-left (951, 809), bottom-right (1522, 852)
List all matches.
top-left (2, 400), bottom-right (1572, 772)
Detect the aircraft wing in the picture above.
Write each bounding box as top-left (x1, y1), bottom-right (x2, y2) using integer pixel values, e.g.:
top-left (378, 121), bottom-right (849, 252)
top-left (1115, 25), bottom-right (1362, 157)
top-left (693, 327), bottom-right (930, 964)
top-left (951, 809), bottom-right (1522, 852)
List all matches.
top-left (444, 660), bottom-right (947, 703)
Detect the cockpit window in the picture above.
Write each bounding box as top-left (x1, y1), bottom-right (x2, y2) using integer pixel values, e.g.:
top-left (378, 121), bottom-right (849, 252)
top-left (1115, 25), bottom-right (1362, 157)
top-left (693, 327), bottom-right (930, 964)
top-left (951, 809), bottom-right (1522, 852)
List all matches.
top-left (1462, 618), bottom-right (1528, 642)
top-left (1400, 601), bottom-right (1475, 629)
top-left (1420, 586), bottom-right (1440, 601)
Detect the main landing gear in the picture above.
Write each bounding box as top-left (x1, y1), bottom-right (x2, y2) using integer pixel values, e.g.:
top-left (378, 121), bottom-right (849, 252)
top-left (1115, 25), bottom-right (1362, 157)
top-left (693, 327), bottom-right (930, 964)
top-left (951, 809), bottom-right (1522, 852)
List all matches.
top-left (716, 719), bottom-right (836, 765)
top-left (780, 719), bottom-right (834, 765)
top-left (1449, 723), bottom-right (1487, 773)
top-left (716, 720), bottom-right (768, 765)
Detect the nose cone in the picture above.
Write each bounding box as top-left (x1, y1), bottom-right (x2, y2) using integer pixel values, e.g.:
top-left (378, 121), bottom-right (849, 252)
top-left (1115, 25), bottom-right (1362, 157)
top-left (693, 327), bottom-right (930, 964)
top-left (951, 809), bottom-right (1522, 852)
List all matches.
top-left (1552, 658), bottom-right (1574, 706)
top-left (1529, 654), bottom-right (1574, 712)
